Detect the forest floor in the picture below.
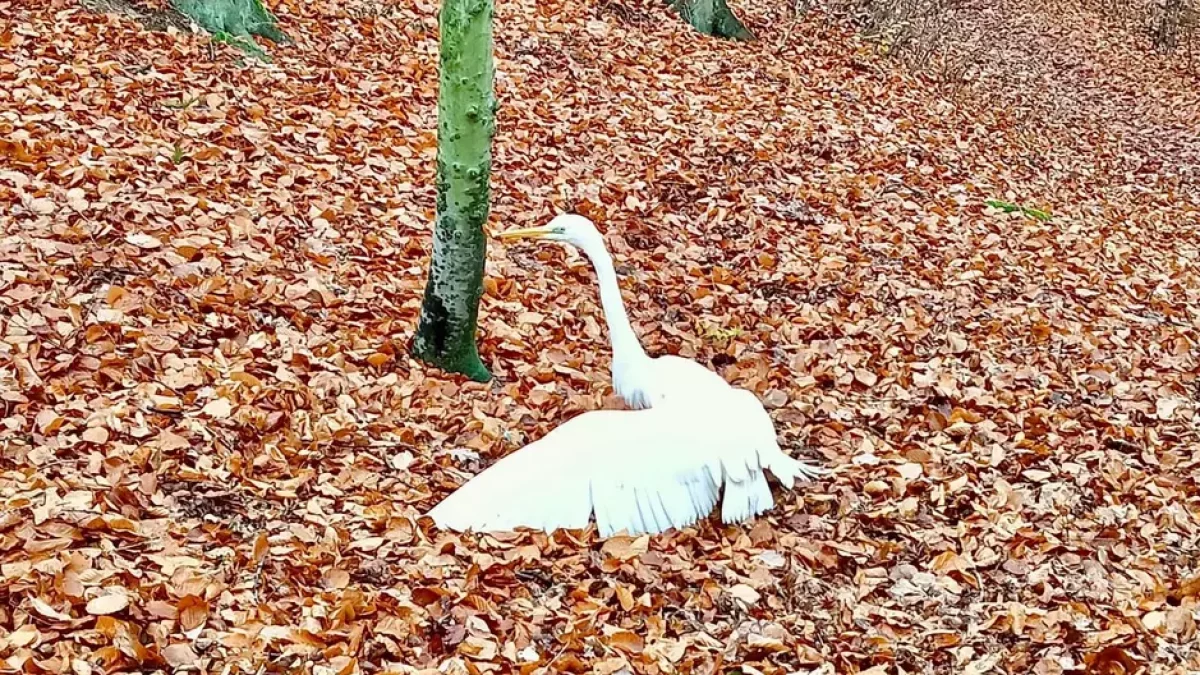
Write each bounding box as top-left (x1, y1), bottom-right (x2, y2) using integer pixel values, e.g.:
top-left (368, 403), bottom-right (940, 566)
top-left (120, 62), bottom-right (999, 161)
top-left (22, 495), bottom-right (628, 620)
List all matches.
top-left (2, 0), bottom-right (1199, 673)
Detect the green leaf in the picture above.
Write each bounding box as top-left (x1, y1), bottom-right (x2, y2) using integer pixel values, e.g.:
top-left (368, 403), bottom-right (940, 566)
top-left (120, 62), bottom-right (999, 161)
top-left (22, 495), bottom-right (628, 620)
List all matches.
top-left (985, 199), bottom-right (1052, 222)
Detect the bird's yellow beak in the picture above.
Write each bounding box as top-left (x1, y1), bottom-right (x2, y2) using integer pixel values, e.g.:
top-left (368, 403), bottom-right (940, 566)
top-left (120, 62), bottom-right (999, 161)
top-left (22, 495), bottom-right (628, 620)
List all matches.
top-left (495, 225), bottom-right (554, 241)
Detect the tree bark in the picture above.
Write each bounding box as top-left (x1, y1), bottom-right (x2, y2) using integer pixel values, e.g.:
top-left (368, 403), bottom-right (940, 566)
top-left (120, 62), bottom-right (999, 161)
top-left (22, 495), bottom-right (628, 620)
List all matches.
top-left (670, 0), bottom-right (755, 40)
top-left (1151, 0), bottom-right (1186, 50)
top-left (170, 0), bottom-right (288, 43)
top-left (411, 0), bottom-right (495, 383)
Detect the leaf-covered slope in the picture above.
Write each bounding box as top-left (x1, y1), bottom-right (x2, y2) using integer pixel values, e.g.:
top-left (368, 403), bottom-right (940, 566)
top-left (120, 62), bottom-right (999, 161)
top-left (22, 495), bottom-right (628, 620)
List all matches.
top-left (1, 0), bottom-right (1198, 673)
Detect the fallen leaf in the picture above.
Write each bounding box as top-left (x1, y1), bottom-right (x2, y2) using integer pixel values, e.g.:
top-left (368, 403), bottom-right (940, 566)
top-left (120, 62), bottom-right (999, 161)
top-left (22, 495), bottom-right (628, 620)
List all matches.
top-left (609, 630), bottom-right (644, 654)
top-left (31, 597), bottom-right (73, 622)
top-left (9, 624), bottom-right (40, 648)
top-left (728, 584), bottom-right (761, 606)
top-left (81, 426), bottom-right (110, 444)
top-left (1155, 398), bottom-right (1181, 420)
top-left (162, 643), bottom-right (198, 668)
top-left (125, 232), bottom-right (163, 249)
top-left (854, 368), bottom-right (878, 387)
top-left (253, 532), bottom-right (269, 563)
top-left (322, 569), bottom-right (351, 590)
top-left (601, 535), bottom-right (649, 561)
top-left (200, 398), bottom-right (233, 418)
top-left (86, 592), bottom-right (129, 616)
top-left (177, 595), bottom-right (208, 631)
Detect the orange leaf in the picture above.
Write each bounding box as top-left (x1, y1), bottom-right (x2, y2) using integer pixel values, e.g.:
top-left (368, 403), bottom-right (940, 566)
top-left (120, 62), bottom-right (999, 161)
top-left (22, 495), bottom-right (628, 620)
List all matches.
top-left (81, 426), bottom-right (110, 444)
top-left (0, 138), bottom-right (37, 163)
top-left (600, 535), bottom-right (648, 561)
top-left (1170, 575), bottom-right (1200, 603)
top-left (177, 594), bottom-right (209, 632)
top-left (615, 584), bottom-right (635, 611)
top-left (253, 532), bottom-right (269, 564)
top-left (608, 630), bottom-right (644, 654)
top-left (1086, 646), bottom-right (1139, 674)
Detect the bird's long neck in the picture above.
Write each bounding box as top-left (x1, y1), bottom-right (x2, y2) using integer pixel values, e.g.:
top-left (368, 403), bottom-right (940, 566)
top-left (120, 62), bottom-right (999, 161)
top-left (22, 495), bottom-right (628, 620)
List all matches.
top-left (577, 238), bottom-right (649, 370)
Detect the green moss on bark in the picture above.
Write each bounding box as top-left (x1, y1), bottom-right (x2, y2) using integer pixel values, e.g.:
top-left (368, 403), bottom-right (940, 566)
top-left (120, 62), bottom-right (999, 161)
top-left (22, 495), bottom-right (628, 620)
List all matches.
top-left (670, 0), bottom-right (755, 40)
top-left (411, 0), bottom-right (495, 383)
top-left (171, 0), bottom-right (288, 44)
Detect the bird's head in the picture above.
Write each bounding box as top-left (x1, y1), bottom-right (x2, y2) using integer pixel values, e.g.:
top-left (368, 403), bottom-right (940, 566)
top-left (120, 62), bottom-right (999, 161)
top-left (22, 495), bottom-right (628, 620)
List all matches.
top-left (495, 213), bottom-right (604, 251)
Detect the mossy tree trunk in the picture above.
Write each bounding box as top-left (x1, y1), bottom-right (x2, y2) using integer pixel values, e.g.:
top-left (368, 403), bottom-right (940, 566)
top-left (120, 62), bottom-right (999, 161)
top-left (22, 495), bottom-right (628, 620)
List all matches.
top-left (171, 0), bottom-right (288, 43)
top-left (411, 0), bottom-right (495, 383)
top-left (670, 0), bottom-right (755, 40)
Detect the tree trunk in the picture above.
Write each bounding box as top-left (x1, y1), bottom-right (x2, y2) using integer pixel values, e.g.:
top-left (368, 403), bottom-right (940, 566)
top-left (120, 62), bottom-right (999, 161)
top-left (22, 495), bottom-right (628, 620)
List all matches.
top-left (1151, 0), bottom-right (1185, 50)
top-left (670, 0), bottom-right (755, 40)
top-left (170, 0), bottom-right (288, 43)
top-left (411, 0), bottom-right (495, 383)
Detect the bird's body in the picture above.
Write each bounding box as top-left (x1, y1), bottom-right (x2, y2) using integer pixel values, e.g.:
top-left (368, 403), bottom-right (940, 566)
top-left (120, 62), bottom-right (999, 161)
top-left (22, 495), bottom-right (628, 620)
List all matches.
top-left (427, 214), bottom-right (826, 537)
top-left (613, 352), bottom-right (731, 410)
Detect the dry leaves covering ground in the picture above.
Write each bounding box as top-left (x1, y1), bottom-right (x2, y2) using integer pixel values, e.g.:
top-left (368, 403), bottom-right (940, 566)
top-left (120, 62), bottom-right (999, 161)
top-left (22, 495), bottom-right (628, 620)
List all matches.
top-left (2, 0), bottom-right (1200, 672)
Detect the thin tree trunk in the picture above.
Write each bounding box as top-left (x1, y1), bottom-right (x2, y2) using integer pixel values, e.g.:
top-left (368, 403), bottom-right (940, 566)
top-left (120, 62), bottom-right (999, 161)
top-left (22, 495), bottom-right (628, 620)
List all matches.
top-left (411, 0), bottom-right (495, 383)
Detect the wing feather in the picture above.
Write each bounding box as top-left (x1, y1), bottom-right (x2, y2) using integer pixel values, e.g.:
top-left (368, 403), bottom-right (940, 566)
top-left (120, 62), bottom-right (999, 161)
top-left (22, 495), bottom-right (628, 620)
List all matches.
top-left (429, 369), bottom-right (826, 538)
top-left (426, 414), bottom-right (601, 533)
top-left (641, 370), bottom-right (826, 527)
top-left (429, 407), bottom-right (727, 537)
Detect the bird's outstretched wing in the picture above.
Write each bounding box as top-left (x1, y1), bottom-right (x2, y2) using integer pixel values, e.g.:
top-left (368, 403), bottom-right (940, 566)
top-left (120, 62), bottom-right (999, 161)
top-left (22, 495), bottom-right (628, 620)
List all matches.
top-left (428, 408), bottom-right (719, 536)
top-left (710, 388), bottom-right (827, 524)
top-left (618, 352), bottom-right (828, 497)
top-left (427, 394), bottom-right (822, 537)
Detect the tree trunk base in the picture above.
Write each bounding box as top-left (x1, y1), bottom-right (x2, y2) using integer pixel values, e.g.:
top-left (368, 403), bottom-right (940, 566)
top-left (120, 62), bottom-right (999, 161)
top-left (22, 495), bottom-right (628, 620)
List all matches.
top-left (79, 0), bottom-right (193, 33)
top-left (81, 0), bottom-right (289, 57)
top-left (670, 0), bottom-right (756, 40)
top-left (171, 0), bottom-right (289, 44)
top-left (412, 303), bottom-right (492, 383)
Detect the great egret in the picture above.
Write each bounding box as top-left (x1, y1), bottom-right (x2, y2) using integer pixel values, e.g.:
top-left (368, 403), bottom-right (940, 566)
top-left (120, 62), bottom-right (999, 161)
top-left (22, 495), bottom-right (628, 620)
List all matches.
top-left (426, 214), bottom-right (825, 537)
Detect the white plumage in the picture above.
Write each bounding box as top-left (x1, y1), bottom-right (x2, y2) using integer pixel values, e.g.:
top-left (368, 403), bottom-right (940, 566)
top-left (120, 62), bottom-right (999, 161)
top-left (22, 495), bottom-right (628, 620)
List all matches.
top-left (427, 214), bottom-right (826, 537)
top-left (428, 389), bottom-right (819, 537)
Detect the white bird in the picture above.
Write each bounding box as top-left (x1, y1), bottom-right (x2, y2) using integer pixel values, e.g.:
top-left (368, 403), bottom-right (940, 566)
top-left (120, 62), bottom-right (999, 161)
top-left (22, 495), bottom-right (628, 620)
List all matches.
top-left (426, 214), bottom-right (826, 537)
